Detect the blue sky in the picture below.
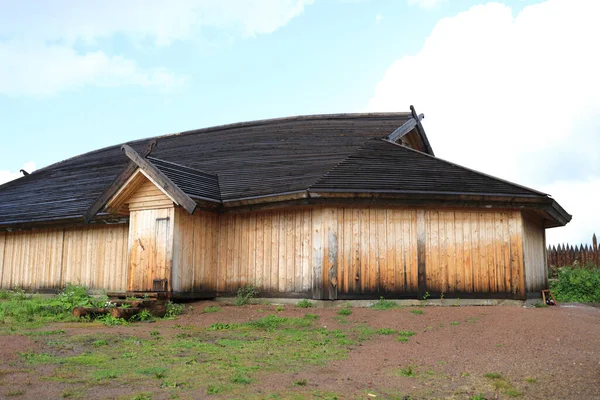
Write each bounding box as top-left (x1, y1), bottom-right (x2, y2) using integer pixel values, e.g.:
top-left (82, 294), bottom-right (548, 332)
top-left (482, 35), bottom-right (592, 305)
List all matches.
top-left (1, 0), bottom-right (598, 245)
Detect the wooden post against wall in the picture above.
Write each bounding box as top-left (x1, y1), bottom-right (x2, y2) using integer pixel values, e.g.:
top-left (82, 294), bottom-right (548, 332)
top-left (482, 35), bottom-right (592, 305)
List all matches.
top-left (417, 210), bottom-right (427, 298)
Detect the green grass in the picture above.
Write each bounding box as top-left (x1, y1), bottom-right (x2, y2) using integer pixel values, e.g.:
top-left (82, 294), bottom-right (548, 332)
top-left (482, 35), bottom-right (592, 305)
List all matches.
top-left (410, 309), bottom-right (424, 315)
top-left (396, 366), bottom-right (416, 377)
top-left (484, 372), bottom-right (502, 379)
top-left (12, 312), bottom-right (376, 398)
top-left (525, 377), bottom-right (537, 384)
top-left (235, 285), bottom-right (258, 306)
top-left (370, 297), bottom-right (398, 310)
top-left (337, 308), bottom-right (352, 316)
top-left (375, 328), bottom-right (397, 335)
top-left (296, 299), bottom-right (313, 308)
top-left (450, 321), bottom-right (460, 326)
top-left (203, 306), bottom-right (221, 313)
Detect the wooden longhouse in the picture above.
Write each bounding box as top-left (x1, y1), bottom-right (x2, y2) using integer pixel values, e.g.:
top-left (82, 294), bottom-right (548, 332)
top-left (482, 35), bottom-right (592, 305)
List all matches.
top-left (0, 108), bottom-right (571, 300)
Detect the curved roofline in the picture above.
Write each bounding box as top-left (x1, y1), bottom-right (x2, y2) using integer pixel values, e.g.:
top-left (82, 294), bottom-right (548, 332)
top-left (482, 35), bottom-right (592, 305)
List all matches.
top-left (30, 112), bottom-right (413, 177)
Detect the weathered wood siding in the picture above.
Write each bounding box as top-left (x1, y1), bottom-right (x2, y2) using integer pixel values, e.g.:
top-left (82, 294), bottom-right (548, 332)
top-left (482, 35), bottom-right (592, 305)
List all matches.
top-left (423, 210), bottom-right (525, 297)
top-left (172, 208), bottom-right (219, 293)
top-left (172, 207), bottom-right (419, 298)
top-left (0, 224), bottom-right (128, 291)
top-left (523, 216), bottom-right (547, 293)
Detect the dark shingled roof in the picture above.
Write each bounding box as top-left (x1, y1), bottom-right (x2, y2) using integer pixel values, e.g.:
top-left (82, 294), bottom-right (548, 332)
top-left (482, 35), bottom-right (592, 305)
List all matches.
top-left (0, 112), bottom-right (568, 228)
top-left (310, 139), bottom-right (546, 197)
top-left (149, 157), bottom-right (221, 202)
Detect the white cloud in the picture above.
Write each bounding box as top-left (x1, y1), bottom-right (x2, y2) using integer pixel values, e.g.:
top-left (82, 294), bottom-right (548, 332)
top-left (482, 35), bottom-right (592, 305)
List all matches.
top-left (0, 0), bottom-right (313, 97)
top-left (376, 14), bottom-right (384, 23)
top-left (0, 162), bottom-right (36, 186)
top-left (367, 0), bottom-right (600, 245)
top-left (0, 41), bottom-right (184, 97)
top-left (408, 0), bottom-right (446, 9)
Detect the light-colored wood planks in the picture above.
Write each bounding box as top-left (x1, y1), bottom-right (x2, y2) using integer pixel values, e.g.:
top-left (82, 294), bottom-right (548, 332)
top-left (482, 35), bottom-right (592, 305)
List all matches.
top-left (173, 206), bottom-right (419, 297)
top-left (423, 210), bottom-right (524, 297)
top-left (127, 178), bottom-right (173, 211)
top-left (523, 216), bottom-right (547, 293)
top-left (0, 224), bottom-right (128, 291)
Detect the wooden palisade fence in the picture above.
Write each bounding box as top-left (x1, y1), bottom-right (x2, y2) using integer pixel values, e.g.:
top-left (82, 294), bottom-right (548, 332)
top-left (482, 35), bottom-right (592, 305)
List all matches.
top-left (547, 234), bottom-right (600, 267)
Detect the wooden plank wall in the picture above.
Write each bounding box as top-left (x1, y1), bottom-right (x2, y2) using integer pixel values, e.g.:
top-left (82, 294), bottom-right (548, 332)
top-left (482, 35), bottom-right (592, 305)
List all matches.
top-left (424, 210), bottom-right (524, 297)
top-left (523, 216), bottom-right (547, 293)
top-left (127, 178), bottom-right (173, 211)
top-left (127, 208), bottom-right (174, 291)
top-left (173, 206), bottom-right (418, 298)
top-left (172, 208), bottom-right (219, 293)
top-left (0, 224), bottom-right (128, 291)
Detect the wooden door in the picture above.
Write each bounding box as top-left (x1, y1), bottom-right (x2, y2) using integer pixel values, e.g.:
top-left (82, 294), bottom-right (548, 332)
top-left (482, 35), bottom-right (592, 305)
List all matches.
top-left (128, 209), bottom-right (173, 291)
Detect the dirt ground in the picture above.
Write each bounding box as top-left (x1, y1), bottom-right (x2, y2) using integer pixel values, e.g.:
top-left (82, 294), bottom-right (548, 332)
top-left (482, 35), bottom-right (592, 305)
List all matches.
top-left (0, 302), bottom-right (599, 400)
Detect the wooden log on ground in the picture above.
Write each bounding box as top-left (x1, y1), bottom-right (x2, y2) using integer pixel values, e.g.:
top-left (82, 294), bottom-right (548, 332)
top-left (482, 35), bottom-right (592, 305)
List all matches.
top-left (110, 307), bottom-right (141, 319)
top-left (72, 307), bottom-right (109, 318)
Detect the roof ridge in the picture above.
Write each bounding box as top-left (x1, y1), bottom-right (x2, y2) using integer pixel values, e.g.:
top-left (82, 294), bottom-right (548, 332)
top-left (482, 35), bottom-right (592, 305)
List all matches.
top-left (380, 139), bottom-right (548, 197)
top-left (29, 112), bottom-right (412, 176)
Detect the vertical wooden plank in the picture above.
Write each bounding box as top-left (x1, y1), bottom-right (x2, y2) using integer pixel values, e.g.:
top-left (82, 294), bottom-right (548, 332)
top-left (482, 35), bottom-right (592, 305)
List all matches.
top-left (429, 211), bottom-right (440, 293)
top-left (359, 208), bottom-right (369, 293)
top-left (396, 210), bottom-right (407, 292)
top-left (262, 211), bottom-right (272, 291)
top-left (270, 211), bottom-right (279, 293)
top-left (226, 214), bottom-right (236, 291)
top-left (454, 212), bottom-right (464, 293)
top-left (302, 209), bottom-right (312, 293)
top-left (494, 213), bottom-right (505, 293)
top-left (294, 210), bottom-right (303, 293)
top-left (312, 207), bottom-right (324, 299)
top-left (255, 212), bottom-right (265, 290)
top-left (502, 213), bottom-right (511, 294)
top-left (446, 211), bottom-right (456, 294)
top-left (376, 209), bottom-right (386, 293)
top-left (342, 209), bottom-right (351, 294)
top-left (278, 211), bottom-right (287, 293)
top-left (462, 212), bottom-right (472, 293)
top-left (417, 209), bottom-right (426, 298)
top-left (385, 210), bottom-right (395, 293)
top-left (368, 209), bottom-right (378, 293)
top-left (285, 211), bottom-right (295, 293)
top-left (351, 208), bottom-right (360, 294)
top-left (325, 208), bottom-right (338, 300)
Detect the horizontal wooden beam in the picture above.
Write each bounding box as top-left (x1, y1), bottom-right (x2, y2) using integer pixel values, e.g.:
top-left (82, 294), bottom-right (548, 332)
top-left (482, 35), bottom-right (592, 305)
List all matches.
top-left (121, 144), bottom-right (197, 215)
top-left (386, 113), bottom-right (424, 143)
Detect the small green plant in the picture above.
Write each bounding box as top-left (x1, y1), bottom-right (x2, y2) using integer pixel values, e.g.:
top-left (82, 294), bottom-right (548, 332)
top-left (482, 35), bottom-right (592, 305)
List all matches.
top-left (397, 366), bottom-right (415, 377)
top-left (97, 314), bottom-right (128, 326)
top-left (505, 389), bottom-right (523, 397)
top-left (453, 298), bottom-right (461, 306)
top-left (131, 393), bottom-right (152, 400)
top-left (525, 377), bottom-right (537, 383)
top-left (235, 285), bottom-right (259, 306)
top-left (450, 321), bottom-right (460, 326)
top-left (534, 301), bottom-right (548, 308)
top-left (150, 330), bottom-right (160, 336)
top-left (294, 378), bottom-right (308, 386)
top-left (120, 303), bottom-right (131, 308)
top-left (337, 307), bottom-right (352, 316)
top-left (375, 328), bottom-right (397, 335)
top-left (484, 372), bottom-right (503, 379)
top-left (231, 374), bottom-right (253, 384)
top-left (296, 299), bottom-right (313, 308)
top-left (396, 336), bottom-right (409, 342)
top-left (422, 291), bottom-right (431, 300)
top-left (275, 305), bottom-right (285, 312)
top-left (203, 305), bottom-right (221, 313)
top-left (165, 302), bottom-right (185, 318)
top-left (132, 309), bottom-right (154, 321)
top-left (93, 339), bottom-right (108, 346)
top-left (410, 309), bottom-right (424, 315)
top-left (470, 395), bottom-right (485, 400)
top-left (371, 297), bottom-right (397, 310)
top-left (398, 330), bottom-right (416, 337)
